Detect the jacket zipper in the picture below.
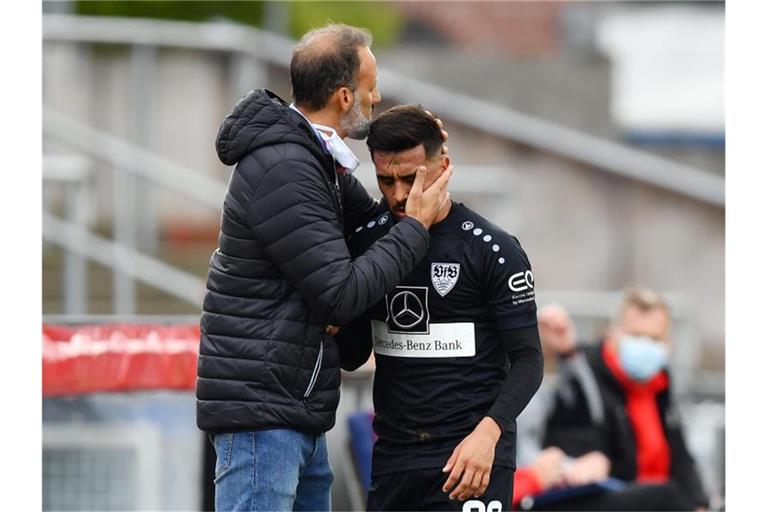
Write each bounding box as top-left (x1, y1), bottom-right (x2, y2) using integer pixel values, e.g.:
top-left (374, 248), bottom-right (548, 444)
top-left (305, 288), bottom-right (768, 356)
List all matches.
top-left (303, 341), bottom-right (324, 399)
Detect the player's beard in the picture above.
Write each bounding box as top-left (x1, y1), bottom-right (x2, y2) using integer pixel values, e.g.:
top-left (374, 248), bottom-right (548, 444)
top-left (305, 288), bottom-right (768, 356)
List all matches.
top-left (391, 201), bottom-right (407, 220)
top-left (341, 90), bottom-right (371, 140)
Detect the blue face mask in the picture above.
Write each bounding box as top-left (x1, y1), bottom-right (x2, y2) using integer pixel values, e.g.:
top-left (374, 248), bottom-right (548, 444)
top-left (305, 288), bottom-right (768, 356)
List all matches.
top-left (618, 335), bottom-right (669, 382)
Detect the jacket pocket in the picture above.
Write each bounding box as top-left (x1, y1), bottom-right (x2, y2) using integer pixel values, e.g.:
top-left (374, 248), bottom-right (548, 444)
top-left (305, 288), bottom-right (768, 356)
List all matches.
top-left (303, 340), bottom-right (324, 399)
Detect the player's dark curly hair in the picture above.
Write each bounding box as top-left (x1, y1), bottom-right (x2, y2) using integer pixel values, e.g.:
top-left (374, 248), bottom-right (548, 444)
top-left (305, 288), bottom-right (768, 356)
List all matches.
top-left (290, 24), bottom-right (373, 112)
top-left (367, 105), bottom-right (443, 158)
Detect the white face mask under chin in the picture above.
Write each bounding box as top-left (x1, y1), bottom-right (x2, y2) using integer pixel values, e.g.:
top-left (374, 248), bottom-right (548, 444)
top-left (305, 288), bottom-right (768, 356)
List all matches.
top-left (311, 124), bottom-right (360, 174)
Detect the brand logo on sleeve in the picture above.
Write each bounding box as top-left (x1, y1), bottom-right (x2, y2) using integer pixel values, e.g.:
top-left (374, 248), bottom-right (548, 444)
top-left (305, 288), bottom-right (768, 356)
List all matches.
top-left (431, 263), bottom-right (460, 297)
top-left (508, 270), bottom-right (534, 292)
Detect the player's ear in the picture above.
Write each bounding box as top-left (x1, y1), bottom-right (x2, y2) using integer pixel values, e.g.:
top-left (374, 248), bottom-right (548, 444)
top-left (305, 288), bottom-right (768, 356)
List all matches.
top-left (440, 155), bottom-right (450, 171)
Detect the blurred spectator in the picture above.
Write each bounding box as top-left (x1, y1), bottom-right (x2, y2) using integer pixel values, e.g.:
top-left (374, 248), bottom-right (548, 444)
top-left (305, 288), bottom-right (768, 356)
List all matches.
top-left (512, 307), bottom-right (684, 511)
top-left (513, 447), bottom-right (609, 502)
top-left (512, 445), bottom-right (701, 510)
top-left (539, 287), bottom-right (709, 510)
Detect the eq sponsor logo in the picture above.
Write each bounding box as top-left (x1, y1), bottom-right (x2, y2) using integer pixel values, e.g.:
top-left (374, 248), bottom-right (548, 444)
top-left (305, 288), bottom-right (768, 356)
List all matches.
top-left (508, 270), bottom-right (534, 292)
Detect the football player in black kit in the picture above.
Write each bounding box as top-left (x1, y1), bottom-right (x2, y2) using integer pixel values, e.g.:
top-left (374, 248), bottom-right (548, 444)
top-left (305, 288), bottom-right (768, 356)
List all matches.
top-left (334, 105), bottom-right (544, 512)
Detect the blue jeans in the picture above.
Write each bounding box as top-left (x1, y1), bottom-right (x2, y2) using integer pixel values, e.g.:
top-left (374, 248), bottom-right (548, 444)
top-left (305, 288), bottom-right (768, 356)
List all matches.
top-left (211, 429), bottom-right (334, 512)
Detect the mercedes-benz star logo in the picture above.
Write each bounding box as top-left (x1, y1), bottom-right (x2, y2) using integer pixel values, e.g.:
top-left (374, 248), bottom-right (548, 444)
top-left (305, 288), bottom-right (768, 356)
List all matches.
top-left (390, 291), bottom-right (425, 329)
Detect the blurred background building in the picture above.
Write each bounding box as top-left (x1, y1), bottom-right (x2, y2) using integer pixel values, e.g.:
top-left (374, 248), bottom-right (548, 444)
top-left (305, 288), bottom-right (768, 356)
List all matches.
top-left (41, 1), bottom-right (724, 510)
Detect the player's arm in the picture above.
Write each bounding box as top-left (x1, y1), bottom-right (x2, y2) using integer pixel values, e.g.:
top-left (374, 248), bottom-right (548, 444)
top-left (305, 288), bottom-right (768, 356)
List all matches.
top-left (334, 313), bottom-right (374, 371)
top-left (443, 233), bottom-right (542, 501)
top-left (486, 326), bottom-right (543, 431)
top-left (484, 235), bottom-right (544, 431)
top-left (442, 327), bottom-right (543, 501)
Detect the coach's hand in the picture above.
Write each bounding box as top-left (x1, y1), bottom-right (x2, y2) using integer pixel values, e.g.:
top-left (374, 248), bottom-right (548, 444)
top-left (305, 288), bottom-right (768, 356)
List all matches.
top-left (442, 416), bottom-right (501, 501)
top-left (424, 110), bottom-right (450, 155)
top-left (406, 164), bottom-right (452, 230)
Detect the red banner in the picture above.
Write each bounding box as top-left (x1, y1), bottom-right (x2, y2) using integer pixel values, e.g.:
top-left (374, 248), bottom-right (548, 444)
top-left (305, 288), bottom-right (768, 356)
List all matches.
top-left (43, 323), bottom-right (200, 397)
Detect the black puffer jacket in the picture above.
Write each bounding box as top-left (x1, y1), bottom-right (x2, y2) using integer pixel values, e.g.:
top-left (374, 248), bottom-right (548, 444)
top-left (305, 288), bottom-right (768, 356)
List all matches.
top-left (196, 90), bottom-right (429, 434)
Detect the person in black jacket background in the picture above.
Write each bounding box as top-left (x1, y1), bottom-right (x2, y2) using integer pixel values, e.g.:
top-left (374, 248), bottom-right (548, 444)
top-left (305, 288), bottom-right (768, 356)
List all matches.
top-left (541, 287), bottom-right (710, 510)
top-left (196, 24), bottom-right (451, 511)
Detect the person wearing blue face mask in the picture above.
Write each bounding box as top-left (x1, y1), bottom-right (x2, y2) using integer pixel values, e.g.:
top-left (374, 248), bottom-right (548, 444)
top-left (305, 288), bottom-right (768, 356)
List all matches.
top-left (539, 287), bottom-right (709, 511)
top-left (618, 333), bottom-right (671, 383)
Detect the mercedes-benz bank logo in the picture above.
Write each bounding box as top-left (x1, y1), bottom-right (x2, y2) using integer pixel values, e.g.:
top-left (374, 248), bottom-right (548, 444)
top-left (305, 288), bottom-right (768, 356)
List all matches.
top-left (386, 286), bottom-right (430, 334)
top-left (391, 291), bottom-right (424, 328)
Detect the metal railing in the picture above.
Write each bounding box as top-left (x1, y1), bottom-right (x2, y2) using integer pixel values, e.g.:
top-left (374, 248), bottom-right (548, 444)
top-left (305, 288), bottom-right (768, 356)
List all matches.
top-left (42, 111), bottom-right (222, 313)
top-left (44, 111), bottom-right (226, 208)
top-left (44, 156), bottom-right (91, 314)
top-left (42, 213), bottom-right (204, 308)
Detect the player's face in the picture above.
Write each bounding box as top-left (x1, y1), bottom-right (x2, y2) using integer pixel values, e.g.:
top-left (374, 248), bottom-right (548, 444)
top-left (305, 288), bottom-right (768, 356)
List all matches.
top-left (619, 305), bottom-right (671, 346)
top-left (372, 145), bottom-right (447, 220)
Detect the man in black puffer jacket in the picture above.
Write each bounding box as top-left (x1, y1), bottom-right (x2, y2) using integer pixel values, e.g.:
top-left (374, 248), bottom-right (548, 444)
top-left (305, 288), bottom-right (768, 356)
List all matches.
top-left (196, 24), bottom-right (451, 511)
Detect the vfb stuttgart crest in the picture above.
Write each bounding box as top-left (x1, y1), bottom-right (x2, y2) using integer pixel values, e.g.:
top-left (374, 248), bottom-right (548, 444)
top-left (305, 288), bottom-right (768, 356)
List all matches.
top-left (431, 262), bottom-right (460, 297)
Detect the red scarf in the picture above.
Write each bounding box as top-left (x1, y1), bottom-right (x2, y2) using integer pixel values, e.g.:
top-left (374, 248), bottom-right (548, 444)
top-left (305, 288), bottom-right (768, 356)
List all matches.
top-left (602, 342), bottom-right (670, 482)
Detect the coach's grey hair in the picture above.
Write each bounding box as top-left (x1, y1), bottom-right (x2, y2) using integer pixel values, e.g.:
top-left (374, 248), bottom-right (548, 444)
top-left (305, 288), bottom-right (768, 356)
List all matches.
top-left (290, 24), bottom-right (373, 112)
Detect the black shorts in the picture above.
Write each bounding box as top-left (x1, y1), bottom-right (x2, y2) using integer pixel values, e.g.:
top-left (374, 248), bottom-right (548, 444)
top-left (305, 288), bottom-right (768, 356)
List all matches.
top-left (367, 465), bottom-right (514, 512)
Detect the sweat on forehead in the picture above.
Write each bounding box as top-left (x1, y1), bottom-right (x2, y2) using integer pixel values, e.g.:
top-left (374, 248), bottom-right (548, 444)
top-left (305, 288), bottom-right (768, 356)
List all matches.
top-left (373, 146), bottom-right (427, 168)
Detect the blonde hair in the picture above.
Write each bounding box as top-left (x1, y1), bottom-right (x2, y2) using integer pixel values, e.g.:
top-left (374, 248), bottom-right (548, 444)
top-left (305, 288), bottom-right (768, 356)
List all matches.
top-left (615, 285), bottom-right (670, 327)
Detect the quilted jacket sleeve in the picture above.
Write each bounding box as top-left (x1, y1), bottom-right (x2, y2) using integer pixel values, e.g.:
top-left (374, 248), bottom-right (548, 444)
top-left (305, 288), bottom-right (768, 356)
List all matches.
top-left (246, 158), bottom-right (429, 326)
top-left (339, 173), bottom-right (380, 238)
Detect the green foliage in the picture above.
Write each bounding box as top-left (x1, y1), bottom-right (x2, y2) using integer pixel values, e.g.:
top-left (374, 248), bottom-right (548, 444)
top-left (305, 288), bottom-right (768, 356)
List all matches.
top-left (73, 1), bottom-right (404, 48)
top-left (74, 1), bottom-right (266, 26)
top-left (288, 1), bottom-right (404, 47)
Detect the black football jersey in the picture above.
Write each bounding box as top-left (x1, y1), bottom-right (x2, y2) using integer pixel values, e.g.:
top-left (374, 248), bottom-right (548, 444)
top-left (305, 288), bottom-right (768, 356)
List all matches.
top-left (347, 201), bottom-right (538, 474)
